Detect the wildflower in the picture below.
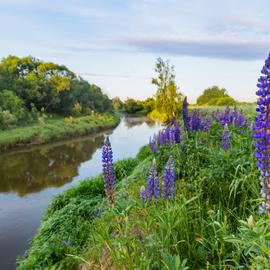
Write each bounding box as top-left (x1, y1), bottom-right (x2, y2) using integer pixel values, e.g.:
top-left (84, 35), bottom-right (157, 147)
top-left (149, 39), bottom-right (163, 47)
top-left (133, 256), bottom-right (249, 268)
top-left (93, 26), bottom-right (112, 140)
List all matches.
top-left (140, 186), bottom-right (147, 201)
top-left (102, 137), bottom-right (115, 204)
top-left (221, 124), bottom-right (230, 151)
top-left (67, 239), bottom-right (72, 246)
top-left (147, 161), bottom-right (159, 199)
top-left (191, 110), bottom-right (202, 131)
top-left (173, 118), bottom-right (181, 143)
top-left (182, 97), bottom-right (190, 131)
top-left (162, 157), bottom-right (175, 200)
top-left (93, 208), bottom-right (103, 219)
top-left (253, 53), bottom-right (270, 214)
top-left (149, 137), bottom-right (157, 154)
top-left (198, 138), bottom-right (203, 145)
top-left (220, 106), bottom-right (230, 126)
top-left (203, 117), bottom-right (211, 132)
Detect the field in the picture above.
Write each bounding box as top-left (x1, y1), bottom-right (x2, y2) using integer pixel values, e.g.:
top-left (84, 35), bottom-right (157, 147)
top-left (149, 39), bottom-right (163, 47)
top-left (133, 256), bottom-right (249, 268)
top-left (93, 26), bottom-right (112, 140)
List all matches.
top-left (17, 105), bottom-right (270, 270)
top-left (0, 113), bottom-right (120, 151)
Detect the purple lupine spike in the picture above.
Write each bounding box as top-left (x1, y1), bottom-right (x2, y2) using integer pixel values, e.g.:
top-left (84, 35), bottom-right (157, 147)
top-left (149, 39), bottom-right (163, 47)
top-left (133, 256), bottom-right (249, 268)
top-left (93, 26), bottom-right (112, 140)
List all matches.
top-left (203, 117), bottom-right (211, 132)
top-left (237, 110), bottom-right (245, 126)
top-left (216, 110), bottom-right (221, 122)
top-left (253, 53), bottom-right (270, 214)
top-left (102, 137), bottom-right (116, 204)
top-left (140, 186), bottom-right (147, 201)
top-left (149, 137), bottom-right (157, 154)
top-left (191, 110), bottom-right (202, 131)
top-left (162, 157), bottom-right (175, 200)
top-left (147, 161), bottom-right (159, 200)
top-left (221, 106), bottom-right (230, 126)
top-left (173, 120), bottom-right (181, 143)
top-left (221, 124), bottom-right (230, 151)
top-left (182, 97), bottom-right (190, 131)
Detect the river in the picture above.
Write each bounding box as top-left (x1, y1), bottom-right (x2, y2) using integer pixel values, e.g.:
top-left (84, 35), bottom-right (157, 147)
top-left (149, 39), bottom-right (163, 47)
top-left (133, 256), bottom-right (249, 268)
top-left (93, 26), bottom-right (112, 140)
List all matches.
top-left (0, 117), bottom-right (161, 270)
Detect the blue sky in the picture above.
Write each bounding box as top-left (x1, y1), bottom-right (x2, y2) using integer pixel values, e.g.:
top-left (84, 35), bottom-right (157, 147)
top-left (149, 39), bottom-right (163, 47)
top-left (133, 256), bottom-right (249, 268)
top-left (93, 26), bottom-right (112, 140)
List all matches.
top-left (0, 0), bottom-right (269, 102)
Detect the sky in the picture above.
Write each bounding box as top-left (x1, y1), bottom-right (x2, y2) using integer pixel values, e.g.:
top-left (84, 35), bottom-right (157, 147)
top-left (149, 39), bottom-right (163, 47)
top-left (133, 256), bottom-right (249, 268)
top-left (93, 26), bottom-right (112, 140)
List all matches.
top-left (0, 0), bottom-right (269, 103)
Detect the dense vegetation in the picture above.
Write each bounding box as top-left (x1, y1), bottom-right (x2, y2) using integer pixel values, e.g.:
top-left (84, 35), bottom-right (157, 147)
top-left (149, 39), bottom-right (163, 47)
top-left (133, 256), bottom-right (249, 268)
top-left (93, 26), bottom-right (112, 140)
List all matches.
top-left (196, 86), bottom-right (236, 106)
top-left (18, 103), bottom-right (270, 270)
top-left (0, 56), bottom-right (112, 129)
top-left (0, 113), bottom-right (119, 151)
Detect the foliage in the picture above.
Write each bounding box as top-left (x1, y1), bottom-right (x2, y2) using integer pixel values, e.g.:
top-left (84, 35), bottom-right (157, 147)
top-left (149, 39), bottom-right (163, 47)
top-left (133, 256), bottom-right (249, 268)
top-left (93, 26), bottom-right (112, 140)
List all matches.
top-left (112, 97), bottom-right (123, 111)
top-left (0, 113), bottom-right (119, 151)
top-left (197, 85), bottom-right (236, 105)
top-left (152, 58), bottom-right (183, 121)
top-left (0, 56), bottom-right (112, 129)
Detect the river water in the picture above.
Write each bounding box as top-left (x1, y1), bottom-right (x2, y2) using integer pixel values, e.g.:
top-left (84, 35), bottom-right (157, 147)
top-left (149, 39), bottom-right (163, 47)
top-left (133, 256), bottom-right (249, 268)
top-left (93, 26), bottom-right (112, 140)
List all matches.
top-left (0, 117), bottom-right (161, 270)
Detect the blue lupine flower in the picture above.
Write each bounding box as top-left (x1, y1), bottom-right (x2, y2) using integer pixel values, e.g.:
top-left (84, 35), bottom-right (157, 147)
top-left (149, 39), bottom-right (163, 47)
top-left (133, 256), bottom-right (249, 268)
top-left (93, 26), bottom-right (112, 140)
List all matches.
top-left (182, 97), bottom-right (190, 131)
top-left (102, 137), bottom-right (115, 204)
top-left (253, 53), bottom-right (270, 214)
top-left (162, 157), bottom-right (175, 200)
top-left (221, 106), bottom-right (230, 126)
top-left (191, 110), bottom-right (202, 131)
top-left (173, 118), bottom-right (181, 143)
top-left (149, 137), bottom-right (157, 154)
top-left (203, 117), bottom-right (211, 132)
top-left (221, 124), bottom-right (230, 151)
top-left (147, 161), bottom-right (159, 200)
top-left (140, 186), bottom-right (147, 201)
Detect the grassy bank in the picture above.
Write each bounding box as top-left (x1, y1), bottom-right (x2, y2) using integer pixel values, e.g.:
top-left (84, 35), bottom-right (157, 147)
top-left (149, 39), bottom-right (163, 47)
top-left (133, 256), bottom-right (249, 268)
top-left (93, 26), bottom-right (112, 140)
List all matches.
top-left (18, 107), bottom-right (270, 269)
top-left (0, 113), bottom-right (120, 151)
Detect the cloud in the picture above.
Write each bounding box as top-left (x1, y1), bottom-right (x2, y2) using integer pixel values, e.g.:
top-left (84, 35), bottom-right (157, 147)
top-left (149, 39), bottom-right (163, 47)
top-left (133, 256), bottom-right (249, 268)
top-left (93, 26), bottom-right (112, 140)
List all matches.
top-left (124, 36), bottom-right (270, 60)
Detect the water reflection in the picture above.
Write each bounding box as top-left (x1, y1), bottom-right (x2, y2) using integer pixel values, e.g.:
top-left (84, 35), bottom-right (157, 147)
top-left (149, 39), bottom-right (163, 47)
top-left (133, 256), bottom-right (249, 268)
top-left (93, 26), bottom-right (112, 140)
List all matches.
top-left (0, 133), bottom-right (109, 196)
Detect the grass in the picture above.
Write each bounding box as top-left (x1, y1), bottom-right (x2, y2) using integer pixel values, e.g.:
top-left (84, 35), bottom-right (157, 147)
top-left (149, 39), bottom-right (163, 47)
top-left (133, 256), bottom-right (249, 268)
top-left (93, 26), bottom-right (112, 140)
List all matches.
top-left (17, 107), bottom-right (270, 270)
top-left (0, 113), bottom-right (120, 151)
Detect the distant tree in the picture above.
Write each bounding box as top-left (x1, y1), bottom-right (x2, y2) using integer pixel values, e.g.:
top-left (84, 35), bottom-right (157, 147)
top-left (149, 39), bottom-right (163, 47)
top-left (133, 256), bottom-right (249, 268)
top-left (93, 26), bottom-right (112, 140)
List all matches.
top-left (124, 98), bottom-right (144, 114)
top-left (152, 58), bottom-right (183, 121)
top-left (112, 97), bottom-right (123, 111)
top-left (197, 86), bottom-right (232, 105)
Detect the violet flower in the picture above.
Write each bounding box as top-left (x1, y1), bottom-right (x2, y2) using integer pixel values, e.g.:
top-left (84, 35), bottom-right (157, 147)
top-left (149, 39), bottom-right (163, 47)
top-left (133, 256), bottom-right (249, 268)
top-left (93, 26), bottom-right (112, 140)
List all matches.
top-left (182, 97), bottom-right (190, 131)
top-left (253, 53), bottom-right (270, 214)
top-left (203, 117), bottom-right (211, 132)
top-left (102, 137), bottom-right (116, 204)
top-left (147, 161), bottom-right (159, 200)
top-left (162, 157), bottom-right (175, 200)
top-left (221, 124), bottom-right (230, 151)
top-left (140, 186), bottom-right (147, 201)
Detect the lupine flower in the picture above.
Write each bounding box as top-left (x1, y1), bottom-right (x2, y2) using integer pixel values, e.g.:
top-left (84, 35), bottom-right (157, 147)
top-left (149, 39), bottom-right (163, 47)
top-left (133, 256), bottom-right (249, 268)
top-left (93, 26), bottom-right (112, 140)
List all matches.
top-left (182, 97), bottom-right (190, 131)
top-left (147, 161), bottom-right (159, 199)
top-left (149, 137), bottom-right (157, 154)
top-left (221, 124), bottom-right (230, 151)
top-left (191, 110), bottom-right (202, 131)
top-left (203, 117), bottom-right (211, 132)
top-left (198, 138), bottom-right (203, 145)
top-left (173, 121), bottom-right (181, 143)
top-left (237, 110), bottom-right (245, 126)
top-left (140, 186), bottom-right (147, 201)
top-left (93, 208), bottom-right (103, 219)
top-left (102, 137), bottom-right (115, 204)
top-left (253, 53), bottom-right (270, 214)
top-left (162, 157), bottom-right (175, 200)
top-left (221, 106), bottom-right (230, 126)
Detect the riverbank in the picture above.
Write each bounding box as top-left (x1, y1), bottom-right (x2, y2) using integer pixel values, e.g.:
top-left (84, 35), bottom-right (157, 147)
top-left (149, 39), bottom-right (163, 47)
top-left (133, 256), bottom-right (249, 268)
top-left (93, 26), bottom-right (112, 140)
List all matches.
top-left (0, 113), bottom-right (120, 151)
top-left (18, 106), bottom-right (270, 269)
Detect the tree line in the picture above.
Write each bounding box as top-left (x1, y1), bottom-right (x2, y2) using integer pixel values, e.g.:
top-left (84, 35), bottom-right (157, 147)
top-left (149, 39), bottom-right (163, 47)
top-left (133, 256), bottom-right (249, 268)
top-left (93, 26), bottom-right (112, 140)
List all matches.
top-left (0, 56), bottom-right (112, 129)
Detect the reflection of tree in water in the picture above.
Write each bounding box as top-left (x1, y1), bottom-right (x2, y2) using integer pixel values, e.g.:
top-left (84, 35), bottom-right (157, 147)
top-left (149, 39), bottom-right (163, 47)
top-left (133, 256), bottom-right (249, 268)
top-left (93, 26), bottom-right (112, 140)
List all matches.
top-left (0, 133), bottom-right (108, 196)
top-left (124, 117), bottom-right (156, 129)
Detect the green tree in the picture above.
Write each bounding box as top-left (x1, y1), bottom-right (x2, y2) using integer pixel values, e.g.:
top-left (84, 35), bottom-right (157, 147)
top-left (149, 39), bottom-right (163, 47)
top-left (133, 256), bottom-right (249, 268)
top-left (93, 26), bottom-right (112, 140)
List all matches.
top-left (112, 97), bottom-right (123, 111)
top-left (0, 90), bottom-right (25, 119)
top-left (196, 86), bottom-right (232, 105)
top-left (152, 58), bottom-right (183, 121)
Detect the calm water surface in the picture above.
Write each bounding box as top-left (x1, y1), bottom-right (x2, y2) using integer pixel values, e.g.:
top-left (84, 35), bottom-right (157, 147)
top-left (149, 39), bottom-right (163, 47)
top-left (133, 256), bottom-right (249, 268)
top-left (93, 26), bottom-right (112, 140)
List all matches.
top-left (0, 117), bottom-right (161, 270)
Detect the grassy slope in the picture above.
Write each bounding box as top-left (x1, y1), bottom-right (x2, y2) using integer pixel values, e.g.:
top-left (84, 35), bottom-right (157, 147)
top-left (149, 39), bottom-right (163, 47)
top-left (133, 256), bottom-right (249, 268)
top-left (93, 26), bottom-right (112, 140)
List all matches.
top-left (0, 113), bottom-right (120, 151)
top-left (18, 110), bottom-right (270, 269)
